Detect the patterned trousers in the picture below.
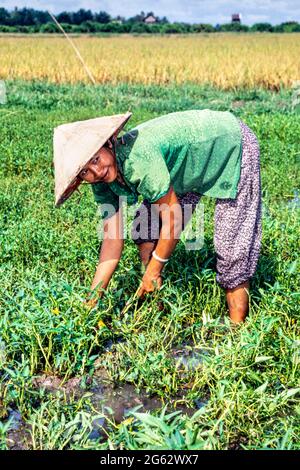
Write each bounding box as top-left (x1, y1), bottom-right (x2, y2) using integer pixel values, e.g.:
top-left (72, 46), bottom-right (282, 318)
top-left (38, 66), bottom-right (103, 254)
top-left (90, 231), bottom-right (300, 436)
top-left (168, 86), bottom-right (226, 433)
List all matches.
top-left (131, 120), bottom-right (262, 290)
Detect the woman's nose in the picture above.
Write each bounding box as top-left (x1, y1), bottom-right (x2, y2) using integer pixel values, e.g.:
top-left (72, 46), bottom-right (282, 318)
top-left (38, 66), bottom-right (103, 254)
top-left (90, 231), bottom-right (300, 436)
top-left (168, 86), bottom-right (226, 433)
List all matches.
top-left (91, 165), bottom-right (102, 179)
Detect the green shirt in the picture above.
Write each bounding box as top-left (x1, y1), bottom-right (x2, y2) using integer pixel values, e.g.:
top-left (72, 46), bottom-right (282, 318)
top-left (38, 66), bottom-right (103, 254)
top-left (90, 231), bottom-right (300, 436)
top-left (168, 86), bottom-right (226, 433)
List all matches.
top-left (91, 109), bottom-right (243, 219)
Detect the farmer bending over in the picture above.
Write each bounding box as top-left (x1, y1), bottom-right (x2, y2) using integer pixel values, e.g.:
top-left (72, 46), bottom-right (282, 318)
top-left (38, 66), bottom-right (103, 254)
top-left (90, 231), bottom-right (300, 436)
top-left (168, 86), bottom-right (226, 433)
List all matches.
top-left (53, 110), bottom-right (262, 323)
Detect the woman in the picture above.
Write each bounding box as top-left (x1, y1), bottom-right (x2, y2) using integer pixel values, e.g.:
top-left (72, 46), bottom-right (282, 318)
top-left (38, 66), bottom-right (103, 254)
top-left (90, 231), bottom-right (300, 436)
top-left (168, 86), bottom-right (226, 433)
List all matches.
top-left (53, 109), bottom-right (262, 323)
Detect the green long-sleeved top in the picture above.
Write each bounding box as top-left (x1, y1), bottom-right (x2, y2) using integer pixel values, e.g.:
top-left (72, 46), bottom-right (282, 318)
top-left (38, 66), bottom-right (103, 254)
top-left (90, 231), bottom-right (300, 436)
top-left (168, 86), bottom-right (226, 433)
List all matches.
top-left (91, 109), bottom-right (243, 219)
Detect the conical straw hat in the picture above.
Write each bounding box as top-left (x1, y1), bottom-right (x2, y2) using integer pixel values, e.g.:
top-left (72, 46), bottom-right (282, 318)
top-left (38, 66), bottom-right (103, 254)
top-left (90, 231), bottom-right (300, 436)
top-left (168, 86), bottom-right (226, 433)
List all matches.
top-left (53, 111), bottom-right (132, 206)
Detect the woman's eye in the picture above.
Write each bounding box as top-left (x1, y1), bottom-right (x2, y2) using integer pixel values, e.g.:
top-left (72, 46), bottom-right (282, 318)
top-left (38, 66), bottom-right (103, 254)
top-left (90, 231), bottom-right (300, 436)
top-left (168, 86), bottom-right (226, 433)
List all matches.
top-left (80, 169), bottom-right (88, 177)
top-left (92, 156), bottom-right (99, 165)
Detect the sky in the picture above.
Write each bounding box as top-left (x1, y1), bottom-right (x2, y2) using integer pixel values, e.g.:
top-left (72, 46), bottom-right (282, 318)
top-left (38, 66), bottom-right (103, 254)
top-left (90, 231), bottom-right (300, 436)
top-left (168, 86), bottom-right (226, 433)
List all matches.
top-left (2, 0), bottom-right (300, 25)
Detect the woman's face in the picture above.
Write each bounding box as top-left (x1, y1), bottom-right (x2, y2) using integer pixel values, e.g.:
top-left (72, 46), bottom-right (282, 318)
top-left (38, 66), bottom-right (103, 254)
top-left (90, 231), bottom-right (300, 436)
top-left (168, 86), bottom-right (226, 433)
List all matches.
top-left (79, 146), bottom-right (117, 184)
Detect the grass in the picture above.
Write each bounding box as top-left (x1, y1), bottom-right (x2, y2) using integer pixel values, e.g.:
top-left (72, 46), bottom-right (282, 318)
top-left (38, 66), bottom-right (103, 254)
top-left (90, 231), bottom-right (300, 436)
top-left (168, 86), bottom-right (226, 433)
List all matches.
top-left (0, 80), bottom-right (299, 450)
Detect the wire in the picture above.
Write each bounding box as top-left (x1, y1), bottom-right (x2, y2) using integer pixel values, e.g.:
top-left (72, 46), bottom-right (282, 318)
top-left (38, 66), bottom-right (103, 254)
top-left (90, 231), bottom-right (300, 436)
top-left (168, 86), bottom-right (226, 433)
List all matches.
top-left (47, 10), bottom-right (96, 85)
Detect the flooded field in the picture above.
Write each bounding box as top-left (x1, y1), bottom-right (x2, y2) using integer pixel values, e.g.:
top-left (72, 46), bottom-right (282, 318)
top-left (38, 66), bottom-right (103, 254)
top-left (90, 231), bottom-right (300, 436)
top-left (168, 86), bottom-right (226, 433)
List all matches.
top-left (6, 344), bottom-right (211, 449)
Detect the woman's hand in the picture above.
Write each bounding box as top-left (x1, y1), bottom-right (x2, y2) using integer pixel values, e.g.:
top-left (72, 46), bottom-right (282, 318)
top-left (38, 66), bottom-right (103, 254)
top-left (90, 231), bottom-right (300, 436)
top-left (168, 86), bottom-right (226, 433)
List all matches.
top-left (137, 267), bottom-right (163, 298)
top-left (83, 297), bottom-right (98, 309)
top-left (83, 289), bottom-right (103, 309)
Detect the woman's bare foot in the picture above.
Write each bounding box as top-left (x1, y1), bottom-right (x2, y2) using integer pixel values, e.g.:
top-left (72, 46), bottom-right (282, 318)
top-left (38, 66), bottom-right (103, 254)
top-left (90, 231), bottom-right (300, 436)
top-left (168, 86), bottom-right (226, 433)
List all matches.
top-left (225, 281), bottom-right (250, 323)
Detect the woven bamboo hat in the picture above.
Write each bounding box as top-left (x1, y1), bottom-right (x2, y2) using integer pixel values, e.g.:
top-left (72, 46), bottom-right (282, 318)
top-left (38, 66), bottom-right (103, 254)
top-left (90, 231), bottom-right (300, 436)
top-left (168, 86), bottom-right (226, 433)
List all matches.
top-left (53, 112), bottom-right (132, 206)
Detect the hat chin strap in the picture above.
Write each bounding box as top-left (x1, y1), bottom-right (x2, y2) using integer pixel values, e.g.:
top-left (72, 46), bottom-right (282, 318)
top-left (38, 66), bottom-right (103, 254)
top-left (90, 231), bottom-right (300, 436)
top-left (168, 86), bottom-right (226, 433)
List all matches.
top-left (110, 136), bottom-right (117, 157)
top-left (106, 136), bottom-right (116, 150)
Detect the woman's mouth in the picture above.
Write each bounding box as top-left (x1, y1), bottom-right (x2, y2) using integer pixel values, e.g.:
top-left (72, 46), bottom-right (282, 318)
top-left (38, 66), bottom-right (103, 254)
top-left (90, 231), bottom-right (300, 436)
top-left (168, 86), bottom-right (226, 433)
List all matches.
top-left (97, 168), bottom-right (109, 181)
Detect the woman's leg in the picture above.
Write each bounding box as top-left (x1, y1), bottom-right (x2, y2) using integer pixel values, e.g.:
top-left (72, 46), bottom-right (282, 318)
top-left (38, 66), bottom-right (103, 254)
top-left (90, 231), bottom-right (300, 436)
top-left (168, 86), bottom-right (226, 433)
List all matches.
top-left (225, 281), bottom-right (250, 323)
top-left (131, 197), bottom-right (160, 270)
top-left (213, 120), bottom-right (262, 323)
top-left (138, 241), bottom-right (156, 267)
top-left (131, 193), bottom-right (201, 268)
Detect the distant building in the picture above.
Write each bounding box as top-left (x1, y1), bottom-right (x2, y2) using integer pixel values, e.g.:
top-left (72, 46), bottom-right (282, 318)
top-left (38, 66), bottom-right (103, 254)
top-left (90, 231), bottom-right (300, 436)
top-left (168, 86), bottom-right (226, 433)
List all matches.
top-left (114, 16), bottom-right (124, 24)
top-left (144, 14), bottom-right (157, 24)
top-left (231, 13), bottom-right (241, 23)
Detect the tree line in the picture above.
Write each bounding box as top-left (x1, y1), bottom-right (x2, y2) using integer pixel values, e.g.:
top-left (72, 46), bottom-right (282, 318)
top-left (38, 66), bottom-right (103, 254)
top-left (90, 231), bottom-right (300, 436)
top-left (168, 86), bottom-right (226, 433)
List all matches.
top-left (0, 7), bottom-right (299, 34)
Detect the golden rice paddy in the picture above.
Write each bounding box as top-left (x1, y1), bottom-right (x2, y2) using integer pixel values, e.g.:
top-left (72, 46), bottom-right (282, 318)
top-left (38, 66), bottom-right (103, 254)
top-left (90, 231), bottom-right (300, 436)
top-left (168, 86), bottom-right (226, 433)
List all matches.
top-left (0, 33), bottom-right (299, 89)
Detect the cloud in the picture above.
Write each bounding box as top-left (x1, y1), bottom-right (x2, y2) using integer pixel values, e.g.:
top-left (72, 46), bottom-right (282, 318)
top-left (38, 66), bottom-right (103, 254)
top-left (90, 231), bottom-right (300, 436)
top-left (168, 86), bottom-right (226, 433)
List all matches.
top-left (1, 0), bottom-right (300, 25)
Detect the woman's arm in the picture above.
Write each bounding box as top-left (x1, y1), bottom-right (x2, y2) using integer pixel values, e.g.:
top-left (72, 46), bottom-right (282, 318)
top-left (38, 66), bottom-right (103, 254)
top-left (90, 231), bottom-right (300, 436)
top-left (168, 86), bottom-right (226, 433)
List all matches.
top-left (88, 206), bottom-right (124, 303)
top-left (137, 186), bottom-right (182, 297)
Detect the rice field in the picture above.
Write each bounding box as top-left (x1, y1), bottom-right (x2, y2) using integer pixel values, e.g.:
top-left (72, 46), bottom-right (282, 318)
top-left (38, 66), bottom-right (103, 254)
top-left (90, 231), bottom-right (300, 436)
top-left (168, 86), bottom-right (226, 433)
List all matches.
top-left (0, 33), bottom-right (300, 89)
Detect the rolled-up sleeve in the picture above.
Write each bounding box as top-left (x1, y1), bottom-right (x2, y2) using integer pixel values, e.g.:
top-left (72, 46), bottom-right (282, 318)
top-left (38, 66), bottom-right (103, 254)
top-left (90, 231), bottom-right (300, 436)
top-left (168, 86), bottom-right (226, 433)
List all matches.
top-left (124, 146), bottom-right (171, 203)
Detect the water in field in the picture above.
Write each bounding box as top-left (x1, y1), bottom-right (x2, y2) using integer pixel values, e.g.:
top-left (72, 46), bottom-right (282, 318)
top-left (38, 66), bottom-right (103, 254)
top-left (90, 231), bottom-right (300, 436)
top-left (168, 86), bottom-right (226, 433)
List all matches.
top-left (5, 409), bottom-right (29, 450)
top-left (286, 189), bottom-right (300, 210)
top-left (171, 346), bottom-right (210, 371)
top-left (6, 344), bottom-right (209, 448)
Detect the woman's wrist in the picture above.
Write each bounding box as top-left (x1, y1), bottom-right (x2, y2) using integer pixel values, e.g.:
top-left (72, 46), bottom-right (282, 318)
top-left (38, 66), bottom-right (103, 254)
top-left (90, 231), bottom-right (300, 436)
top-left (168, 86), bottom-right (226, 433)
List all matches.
top-left (152, 249), bottom-right (169, 263)
top-left (147, 256), bottom-right (165, 276)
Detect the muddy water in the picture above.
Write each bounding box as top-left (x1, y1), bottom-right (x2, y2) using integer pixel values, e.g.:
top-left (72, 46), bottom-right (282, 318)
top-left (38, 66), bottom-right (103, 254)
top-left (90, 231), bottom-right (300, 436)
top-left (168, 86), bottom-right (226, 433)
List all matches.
top-left (171, 346), bottom-right (210, 371)
top-left (6, 409), bottom-right (30, 450)
top-left (6, 345), bottom-right (210, 447)
top-left (286, 189), bottom-right (300, 209)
